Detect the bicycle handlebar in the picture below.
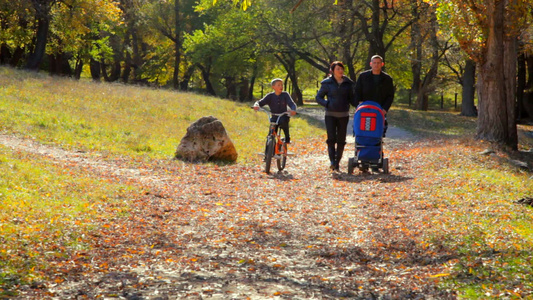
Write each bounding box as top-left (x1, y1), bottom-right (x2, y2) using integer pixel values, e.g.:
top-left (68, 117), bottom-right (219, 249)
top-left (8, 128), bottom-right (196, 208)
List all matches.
top-left (251, 107), bottom-right (295, 124)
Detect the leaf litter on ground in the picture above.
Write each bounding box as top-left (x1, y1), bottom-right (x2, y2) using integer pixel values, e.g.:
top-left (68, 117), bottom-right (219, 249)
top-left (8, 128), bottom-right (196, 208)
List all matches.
top-left (2, 117), bottom-right (532, 299)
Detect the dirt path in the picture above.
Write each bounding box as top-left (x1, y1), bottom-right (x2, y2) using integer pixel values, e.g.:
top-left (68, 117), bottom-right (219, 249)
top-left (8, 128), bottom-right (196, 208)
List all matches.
top-left (3, 119), bottom-right (456, 299)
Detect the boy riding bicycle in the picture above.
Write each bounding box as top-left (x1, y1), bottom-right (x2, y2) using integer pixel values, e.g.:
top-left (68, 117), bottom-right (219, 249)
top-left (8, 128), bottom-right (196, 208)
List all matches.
top-left (253, 78), bottom-right (297, 144)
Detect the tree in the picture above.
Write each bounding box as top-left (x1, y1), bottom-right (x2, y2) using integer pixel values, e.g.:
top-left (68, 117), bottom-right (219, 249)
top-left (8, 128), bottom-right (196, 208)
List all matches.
top-left (47, 0), bottom-right (121, 77)
top-left (410, 1), bottom-right (439, 110)
top-left (353, 0), bottom-right (413, 66)
top-left (436, 0), bottom-right (532, 149)
top-left (0, 1), bottom-right (34, 67)
top-left (25, 0), bottom-right (58, 70)
top-left (442, 47), bottom-right (478, 117)
top-left (183, 6), bottom-right (258, 98)
top-left (144, 0), bottom-right (206, 89)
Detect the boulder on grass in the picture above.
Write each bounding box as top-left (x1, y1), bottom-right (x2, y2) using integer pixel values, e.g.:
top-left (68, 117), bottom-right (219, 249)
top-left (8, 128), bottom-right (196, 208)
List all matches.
top-left (175, 116), bottom-right (238, 162)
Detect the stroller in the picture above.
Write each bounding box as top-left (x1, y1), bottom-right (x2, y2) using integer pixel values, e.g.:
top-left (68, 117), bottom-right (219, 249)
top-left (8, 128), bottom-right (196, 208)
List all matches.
top-left (347, 101), bottom-right (390, 174)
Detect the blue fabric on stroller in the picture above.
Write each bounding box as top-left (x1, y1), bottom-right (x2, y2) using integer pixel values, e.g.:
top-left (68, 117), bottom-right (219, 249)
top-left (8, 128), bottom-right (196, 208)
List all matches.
top-left (353, 101), bottom-right (385, 161)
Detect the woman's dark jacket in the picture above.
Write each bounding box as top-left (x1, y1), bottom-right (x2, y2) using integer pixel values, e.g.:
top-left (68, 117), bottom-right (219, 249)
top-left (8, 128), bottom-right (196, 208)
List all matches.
top-left (315, 76), bottom-right (356, 115)
top-left (354, 70), bottom-right (394, 111)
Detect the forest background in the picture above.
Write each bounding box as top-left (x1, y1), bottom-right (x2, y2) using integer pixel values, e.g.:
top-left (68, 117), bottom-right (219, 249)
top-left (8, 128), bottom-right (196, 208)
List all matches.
top-left (1, 0), bottom-right (533, 147)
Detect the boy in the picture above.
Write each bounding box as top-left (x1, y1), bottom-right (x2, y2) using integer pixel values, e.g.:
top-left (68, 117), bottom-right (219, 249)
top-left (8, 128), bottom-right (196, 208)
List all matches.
top-left (253, 78), bottom-right (297, 144)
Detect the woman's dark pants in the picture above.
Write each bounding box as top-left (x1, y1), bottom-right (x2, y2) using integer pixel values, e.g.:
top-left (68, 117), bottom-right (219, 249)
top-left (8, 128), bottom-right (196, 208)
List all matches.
top-left (325, 115), bottom-right (349, 168)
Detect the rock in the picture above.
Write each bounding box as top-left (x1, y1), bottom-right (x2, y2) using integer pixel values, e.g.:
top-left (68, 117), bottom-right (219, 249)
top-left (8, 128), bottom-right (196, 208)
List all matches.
top-left (175, 116), bottom-right (238, 162)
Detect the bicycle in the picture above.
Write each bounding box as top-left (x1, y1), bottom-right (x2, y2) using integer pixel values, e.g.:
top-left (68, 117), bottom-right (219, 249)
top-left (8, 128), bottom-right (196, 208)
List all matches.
top-left (254, 108), bottom-right (293, 174)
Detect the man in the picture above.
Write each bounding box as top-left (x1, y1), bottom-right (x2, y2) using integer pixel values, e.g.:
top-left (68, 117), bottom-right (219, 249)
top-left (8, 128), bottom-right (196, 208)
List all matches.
top-left (354, 55), bottom-right (395, 136)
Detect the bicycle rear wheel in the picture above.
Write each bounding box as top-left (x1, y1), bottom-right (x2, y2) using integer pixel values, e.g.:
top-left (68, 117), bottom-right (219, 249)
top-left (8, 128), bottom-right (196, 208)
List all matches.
top-left (264, 136), bottom-right (275, 173)
top-left (277, 142), bottom-right (287, 171)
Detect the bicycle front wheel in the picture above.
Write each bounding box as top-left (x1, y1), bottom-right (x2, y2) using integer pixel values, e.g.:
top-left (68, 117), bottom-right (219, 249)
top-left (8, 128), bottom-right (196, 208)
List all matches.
top-left (264, 136), bottom-right (275, 174)
top-left (277, 142), bottom-right (287, 171)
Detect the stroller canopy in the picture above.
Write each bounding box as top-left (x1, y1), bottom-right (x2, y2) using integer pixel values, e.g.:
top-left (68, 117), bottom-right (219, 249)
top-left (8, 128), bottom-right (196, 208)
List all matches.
top-left (353, 101), bottom-right (385, 144)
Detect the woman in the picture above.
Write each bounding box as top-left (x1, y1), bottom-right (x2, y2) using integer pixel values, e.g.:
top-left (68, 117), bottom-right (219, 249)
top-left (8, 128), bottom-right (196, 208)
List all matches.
top-left (316, 61), bottom-right (356, 171)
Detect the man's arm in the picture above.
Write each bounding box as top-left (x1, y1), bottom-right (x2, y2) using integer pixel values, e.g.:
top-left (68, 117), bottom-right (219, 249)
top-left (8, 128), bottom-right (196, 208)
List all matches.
top-left (381, 77), bottom-right (394, 112)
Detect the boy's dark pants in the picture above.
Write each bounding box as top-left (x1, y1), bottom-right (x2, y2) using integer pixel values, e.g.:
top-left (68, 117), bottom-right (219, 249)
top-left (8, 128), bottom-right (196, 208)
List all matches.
top-left (325, 116), bottom-right (349, 167)
top-left (264, 116), bottom-right (290, 154)
top-left (269, 115), bottom-right (290, 142)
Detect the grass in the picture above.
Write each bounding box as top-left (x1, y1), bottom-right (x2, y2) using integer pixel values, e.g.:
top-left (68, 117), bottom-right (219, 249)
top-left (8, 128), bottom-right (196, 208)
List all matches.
top-left (418, 143), bottom-right (533, 298)
top-left (0, 146), bottom-right (137, 296)
top-left (387, 106), bottom-right (477, 138)
top-left (0, 66), bottom-right (321, 164)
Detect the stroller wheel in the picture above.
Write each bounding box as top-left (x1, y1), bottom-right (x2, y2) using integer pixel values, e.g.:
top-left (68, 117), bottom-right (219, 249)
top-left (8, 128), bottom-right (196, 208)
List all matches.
top-left (383, 158), bottom-right (390, 174)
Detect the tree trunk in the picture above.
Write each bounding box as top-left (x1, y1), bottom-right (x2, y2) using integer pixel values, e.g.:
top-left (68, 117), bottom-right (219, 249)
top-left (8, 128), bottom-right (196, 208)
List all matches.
top-left (415, 89), bottom-right (429, 111)
top-left (48, 52), bottom-right (72, 76)
top-left (415, 11), bottom-right (439, 111)
top-left (90, 58), bottom-right (101, 81)
top-left (248, 74), bottom-right (256, 101)
top-left (410, 0), bottom-right (422, 107)
top-left (9, 47), bottom-right (24, 67)
top-left (180, 64), bottom-right (195, 90)
top-left (48, 54), bottom-right (60, 75)
top-left (516, 52), bottom-right (526, 120)
top-left (197, 63), bottom-right (216, 96)
top-left (172, 0), bottom-right (181, 89)
top-left (225, 76), bottom-right (237, 100)
top-left (238, 78), bottom-right (249, 102)
top-left (476, 0), bottom-right (509, 146)
top-left (461, 59), bottom-right (477, 116)
top-left (130, 27), bottom-right (142, 82)
top-left (289, 72), bottom-right (303, 106)
top-left (102, 59), bottom-right (121, 82)
top-left (0, 44), bottom-right (10, 64)
top-left (523, 55), bottom-right (533, 118)
top-left (25, 15), bottom-right (50, 70)
top-left (122, 33), bottom-right (132, 83)
top-left (275, 53), bottom-right (304, 106)
top-left (337, 0), bottom-right (357, 81)
top-left (527, 55), bottom-right (533, 89)
top-left (503, 36), bottom-right (518, 148)
top-left (74, 57), bottom-right (83, 80)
